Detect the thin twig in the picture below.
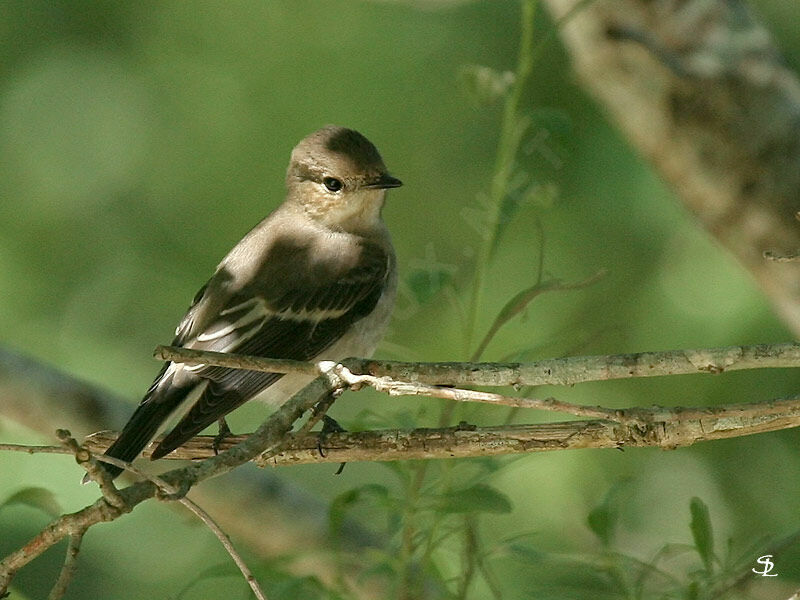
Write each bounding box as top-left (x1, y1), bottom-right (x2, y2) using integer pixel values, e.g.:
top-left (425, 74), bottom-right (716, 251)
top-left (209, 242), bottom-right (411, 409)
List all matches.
top-left (764, 251), bottom-right (800, 262)
top-left (58, 430), bottom-right (127, 510)
top-left (86, 456), bottom-right (269, 600)
top-left (153, 346), bottom-right (321, 376)
top-left (332, 365), bottom-right (625, 422)
top-left (47, 529), bottom-right (84, 600)
top-left (177, 496), bottom-right (268, 600)
top-left (6, 343), bottom-right (800, 594)
top-left (0, 443), bottom-right (69, 454)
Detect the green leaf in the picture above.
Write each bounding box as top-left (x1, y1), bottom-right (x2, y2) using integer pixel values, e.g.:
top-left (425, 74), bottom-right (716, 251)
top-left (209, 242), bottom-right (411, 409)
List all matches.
top-left (0, 487), bottom-right (61, 517)
top-left (473, 271), bottom-right (605, 360)
top-left (174, 562), bottom-right (249, 599)
top-left (175, 561), bottom-right (243, 598)
top-left (507, 542), bottom-right (545, 564)
top-left (587, 477), bottom-right (631, 547)
top-left (689, 497), bottom-right (714, 572)
top-left (270, 574), bottom-right (329, 600)
top-left (435, 483), bottom-right (513, 514)
top-left (587, 506), bottom-right (613, 548)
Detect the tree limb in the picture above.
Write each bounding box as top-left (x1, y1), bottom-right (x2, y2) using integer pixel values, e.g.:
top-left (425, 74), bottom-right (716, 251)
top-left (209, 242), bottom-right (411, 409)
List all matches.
top-left (77, 394), bottom-right (800, 466)
top-left (47, 529), bottom-right (84, 600)
top-left (542, 0), bottom-right (800, 334)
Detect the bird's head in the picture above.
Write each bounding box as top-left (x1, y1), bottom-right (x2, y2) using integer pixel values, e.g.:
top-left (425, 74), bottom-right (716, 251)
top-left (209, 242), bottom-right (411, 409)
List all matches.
top-left (286, 126), bottom-right (402, 231)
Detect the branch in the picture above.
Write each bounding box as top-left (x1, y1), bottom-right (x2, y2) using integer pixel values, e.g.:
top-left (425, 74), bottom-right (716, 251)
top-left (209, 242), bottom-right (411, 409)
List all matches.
top-left (0, 345), bottom-right (382, 595)
top-left (542, 0), bottom-right (800, 335)
top-left (82, 452), bottom-right (268, 600)
top-left (6, 341), bottom-right (800, 593)
top-left (79, 394), bottom-right (800, 466)
top-left (155, 342), bottom-right (800, 387)
top-left (0, 365), bottom-right (347, 595)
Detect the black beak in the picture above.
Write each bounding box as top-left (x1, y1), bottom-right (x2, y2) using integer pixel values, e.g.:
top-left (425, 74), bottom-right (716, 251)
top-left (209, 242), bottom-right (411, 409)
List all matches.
top-left (365, 173), bottom-right (403, 189)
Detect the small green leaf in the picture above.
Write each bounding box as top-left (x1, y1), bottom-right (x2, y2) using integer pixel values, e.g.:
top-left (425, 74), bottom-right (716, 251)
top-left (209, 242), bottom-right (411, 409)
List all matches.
top-left (184, 561), bottom-right (242, 586)
top-left (435, 484), bottom-right (513, 514)
top-left (587, 505), bottom-right (613, 547)
top-left (587, 478), bottom-right (631, 547)
top-left (689, 497), bottom-right (714, 572)
top-left (270, 574), bottom-right (328, 600)
top-left (507, 542), bottom-right (545, 564)
top-left (0, 487), bottom-right (61, 517)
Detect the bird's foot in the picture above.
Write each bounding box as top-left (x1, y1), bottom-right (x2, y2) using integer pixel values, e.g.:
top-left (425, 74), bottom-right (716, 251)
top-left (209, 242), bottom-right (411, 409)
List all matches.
top-left (212, 417), bottom-right (233, 455)
top-left (318, 415), bottom-right (347, 475)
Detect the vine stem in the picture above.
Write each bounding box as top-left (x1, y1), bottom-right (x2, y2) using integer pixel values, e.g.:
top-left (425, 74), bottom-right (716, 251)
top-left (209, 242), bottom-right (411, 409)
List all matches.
top-left (466, 0), bottom-right (538, 356)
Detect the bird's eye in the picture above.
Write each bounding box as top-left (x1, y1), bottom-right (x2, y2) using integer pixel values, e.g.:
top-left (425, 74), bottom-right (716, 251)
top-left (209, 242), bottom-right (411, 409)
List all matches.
top-left (323, 177), bottom-right (343, 192)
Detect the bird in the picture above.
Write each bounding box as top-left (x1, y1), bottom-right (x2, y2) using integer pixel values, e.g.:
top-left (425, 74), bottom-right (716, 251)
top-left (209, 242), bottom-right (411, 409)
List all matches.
top-left (93, 126), bottom-right (401, 480)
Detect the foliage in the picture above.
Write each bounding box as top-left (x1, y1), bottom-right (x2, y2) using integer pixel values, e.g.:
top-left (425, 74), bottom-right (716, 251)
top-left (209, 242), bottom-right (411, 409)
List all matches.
top-left (2, 0), bottom-right (800, 599)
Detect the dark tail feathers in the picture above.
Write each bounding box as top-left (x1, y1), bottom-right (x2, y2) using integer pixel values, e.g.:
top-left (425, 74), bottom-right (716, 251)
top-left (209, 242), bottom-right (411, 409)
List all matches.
top-left (86, 383), bottom-right (191, 482)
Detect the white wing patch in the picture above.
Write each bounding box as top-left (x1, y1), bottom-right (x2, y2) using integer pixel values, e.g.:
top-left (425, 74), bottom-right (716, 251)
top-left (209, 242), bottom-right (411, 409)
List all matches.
top-left (275, 305), bottom-right (350, 321)
top-left (185, 291), bottom-right (353, 373)
top-left (183, 298), bottom-right (270, 372)
top-left (197, 297), bottom-right (268, 342)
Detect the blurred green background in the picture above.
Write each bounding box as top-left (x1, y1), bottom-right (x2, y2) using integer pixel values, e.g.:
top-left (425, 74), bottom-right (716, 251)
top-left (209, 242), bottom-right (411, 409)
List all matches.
top-left (2, 1), bottom-right (800, 598)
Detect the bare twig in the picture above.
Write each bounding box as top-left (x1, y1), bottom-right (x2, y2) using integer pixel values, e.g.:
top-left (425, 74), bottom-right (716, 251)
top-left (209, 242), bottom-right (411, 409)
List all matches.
top-left (47, 529), bottom-right (84, 600)
top-left (153, 346), bottom-right (322, 377)
top-left (156, 342), bottom-right (800, 388)
top-left (0, 344), bottom-right (362, 590)
top-left (76, 393), bottom-right (800, 467)
top-left (85, 455), bottom-right (269, 600)
top-left (331, 364), bottom-right (623, 421)
top-left (177, 494), bottom-right (268, 600)
top-left (0, 443), bottom-right (70, 455)
top-left (6, 341), bottom-right (800, 594)
top-left (764, 251), bottom-right (800, 263)
top-left (57, 430), bottom-right (126, 510)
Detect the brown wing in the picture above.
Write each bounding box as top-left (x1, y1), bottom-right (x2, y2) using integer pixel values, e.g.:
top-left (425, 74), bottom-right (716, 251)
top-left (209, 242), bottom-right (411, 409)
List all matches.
top-left (150, 234), bottom-right (390, 458)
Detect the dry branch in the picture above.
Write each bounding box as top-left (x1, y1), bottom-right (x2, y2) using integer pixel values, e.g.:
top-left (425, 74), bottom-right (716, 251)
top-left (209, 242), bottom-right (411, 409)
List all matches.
top-left (155, 342), bottom-right (800, 387)
top-left (81, 394), bottom-right (800, 466)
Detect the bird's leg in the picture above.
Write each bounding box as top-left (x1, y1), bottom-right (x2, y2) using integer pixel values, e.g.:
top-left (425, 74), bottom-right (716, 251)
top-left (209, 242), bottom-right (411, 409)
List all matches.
top-left (320, 414), bottom-right (346, 437)
top-left (319, 416), bottom-right (347, 475)
top-left (312, 392), bottom-right (347, 474)
top-left (212, 417), bottom-right (233, 455)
